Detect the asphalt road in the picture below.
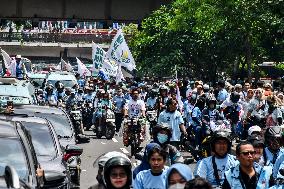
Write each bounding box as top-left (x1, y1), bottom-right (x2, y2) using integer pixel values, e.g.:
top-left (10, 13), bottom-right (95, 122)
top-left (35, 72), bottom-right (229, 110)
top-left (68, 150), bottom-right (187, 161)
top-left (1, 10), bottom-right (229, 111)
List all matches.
top-left (78, 130), bottom-right (196, 189)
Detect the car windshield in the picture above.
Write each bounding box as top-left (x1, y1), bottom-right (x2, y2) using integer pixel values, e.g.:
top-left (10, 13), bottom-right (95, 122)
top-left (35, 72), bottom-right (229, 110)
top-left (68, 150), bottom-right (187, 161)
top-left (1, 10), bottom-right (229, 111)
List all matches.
top-left (0, 138), bottom-right (29, 181)
top-left (22, 122), bottom-right (57, 161)
top-left (47, 80), bottom-right (76, 88)
top-left (36, 113), bottom-right (73, 138)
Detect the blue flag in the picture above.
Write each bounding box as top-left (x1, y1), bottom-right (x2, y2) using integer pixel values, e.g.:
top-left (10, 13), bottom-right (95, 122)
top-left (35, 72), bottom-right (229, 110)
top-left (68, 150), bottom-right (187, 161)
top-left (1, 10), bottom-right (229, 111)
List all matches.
top-left (98, 70), bottom-right (109, 81)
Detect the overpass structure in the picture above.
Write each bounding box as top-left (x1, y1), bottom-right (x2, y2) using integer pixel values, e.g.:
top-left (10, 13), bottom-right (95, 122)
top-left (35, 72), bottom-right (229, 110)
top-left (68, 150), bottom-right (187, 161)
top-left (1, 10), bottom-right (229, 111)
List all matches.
top-left (0, 0), bottom-right (171, 22)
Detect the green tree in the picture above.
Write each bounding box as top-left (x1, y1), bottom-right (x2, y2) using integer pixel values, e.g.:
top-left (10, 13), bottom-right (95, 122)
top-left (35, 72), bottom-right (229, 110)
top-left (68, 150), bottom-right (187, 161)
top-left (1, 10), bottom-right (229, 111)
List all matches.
top-left (130, 0), bottom-right (283, 82)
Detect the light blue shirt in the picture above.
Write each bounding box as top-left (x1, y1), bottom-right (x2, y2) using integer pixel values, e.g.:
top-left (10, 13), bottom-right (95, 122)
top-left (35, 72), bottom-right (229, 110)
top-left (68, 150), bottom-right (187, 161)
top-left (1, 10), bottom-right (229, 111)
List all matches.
top-left (113, 95), bottom-right (125, 113)
top-left (146, 97), bottom-right (157, 109)
top-left (158, 110), bottom-right (184, 141)
top-left (217, 88), bottom-right (228, 103)
top-left (191, 107), bottom-right (202, 127)
top-left (195, 154), bottom-right (238, 186)
top-left (134, 168), bottom-right (169, 189)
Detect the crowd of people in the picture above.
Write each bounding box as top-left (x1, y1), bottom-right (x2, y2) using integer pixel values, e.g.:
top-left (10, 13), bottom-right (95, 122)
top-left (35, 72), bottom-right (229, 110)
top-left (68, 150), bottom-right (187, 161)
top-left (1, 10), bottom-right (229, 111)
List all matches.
top-left (4, 57), bottom-right (284, 188)
top-left (34, 71), bottom-right (284, 189)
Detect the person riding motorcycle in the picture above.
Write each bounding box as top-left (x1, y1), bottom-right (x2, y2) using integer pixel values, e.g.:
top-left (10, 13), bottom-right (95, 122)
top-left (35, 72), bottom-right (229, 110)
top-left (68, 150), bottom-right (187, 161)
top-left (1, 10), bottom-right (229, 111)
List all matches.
top-left (263, 126), bottom-right (284, 167)
top-left (220, 92), bottom-right (243, 137)
top-left (266, 95), bottom-right (283, 127)
top-left (194, 130), bottom-right (238, 187)
top-left (152, 123), bottom-right (184, 165)
top-left (202, 97), bottom-right (223, 132)
top-left (146, 89), bottom-right (158, 110)
top-left (89, 151), bottom-right (130, 189)
top-left (44, 84), bottom-right (58, 106)
top-left (191, 97), bottom-right (206, 148)
top-left (123, 88), bottom-right (146, 146)
top-left (55, 82), bottom-right (66, 101)
top-left (113, 88), bottom-right (126, 133)
top-left (92, 90), bottom-right (113, 125)
top-left (65, 89), bottom-right (78, 112)
top-left (83, 86), bottom-right (95, 103)
top-left (157, 98), bottom-right (187, 149)
top-left (103, 156), bottom-right (132, 189)
top-left (156, 85), bottom-right (170, 116)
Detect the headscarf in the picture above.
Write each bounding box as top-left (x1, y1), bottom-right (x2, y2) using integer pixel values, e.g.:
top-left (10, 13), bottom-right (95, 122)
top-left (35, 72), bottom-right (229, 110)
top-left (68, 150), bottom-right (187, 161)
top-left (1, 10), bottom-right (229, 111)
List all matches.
top-left (165, 163), bottom-right (194, 189)
top-left (133, 143), bottom-right (160, 179)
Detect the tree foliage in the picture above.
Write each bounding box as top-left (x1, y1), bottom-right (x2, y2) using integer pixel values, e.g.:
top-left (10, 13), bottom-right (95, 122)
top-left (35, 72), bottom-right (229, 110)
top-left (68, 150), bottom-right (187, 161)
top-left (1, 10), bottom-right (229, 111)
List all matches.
top-left (130, 0), bottom-right (283, 81)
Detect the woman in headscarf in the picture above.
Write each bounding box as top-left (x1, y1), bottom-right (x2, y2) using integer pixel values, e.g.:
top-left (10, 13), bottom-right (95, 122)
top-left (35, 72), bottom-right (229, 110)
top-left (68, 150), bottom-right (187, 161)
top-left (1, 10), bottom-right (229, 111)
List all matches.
top-left (166, 163), bottom-right (194, 189)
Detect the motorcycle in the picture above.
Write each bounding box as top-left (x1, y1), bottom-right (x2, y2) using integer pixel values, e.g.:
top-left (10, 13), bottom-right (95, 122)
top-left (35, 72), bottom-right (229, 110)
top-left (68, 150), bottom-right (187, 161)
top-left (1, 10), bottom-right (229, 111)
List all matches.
top-left (124, 117), bottom-right (146, 156)
top-left (69, 104), bottom-right (90, 143)
top-left (82, 101), bottom-right (93, 131)
top-left (183, 120), bottom-right (231, 162)
top-left (93, 106), bottom-right (116, 139)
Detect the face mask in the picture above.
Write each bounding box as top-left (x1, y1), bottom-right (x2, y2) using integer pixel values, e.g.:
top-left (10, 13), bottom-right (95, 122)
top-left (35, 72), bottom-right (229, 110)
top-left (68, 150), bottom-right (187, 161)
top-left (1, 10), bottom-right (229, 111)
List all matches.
top-left (157, 133), bottom-right (168, 144)
top-left (169, 183), bottom-right (186, 189)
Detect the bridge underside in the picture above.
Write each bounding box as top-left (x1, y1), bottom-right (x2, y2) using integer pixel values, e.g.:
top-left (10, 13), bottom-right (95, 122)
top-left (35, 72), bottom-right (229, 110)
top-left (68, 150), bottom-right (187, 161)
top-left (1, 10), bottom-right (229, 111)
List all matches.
top-left (0, 0), bottom-right (171, 22)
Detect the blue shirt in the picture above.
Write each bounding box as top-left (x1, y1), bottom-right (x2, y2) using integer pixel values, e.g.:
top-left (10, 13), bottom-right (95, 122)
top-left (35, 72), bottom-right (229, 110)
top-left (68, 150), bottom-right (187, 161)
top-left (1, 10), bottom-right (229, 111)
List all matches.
top-left (113, 95), bottom-right (125, 113)
top-left (134, 168), bottom-right (169, 189)
top-left (191, 107), bottom-right (202, 127)
top-left (217, 88), bottom-right (228, 103)
top-left (195, 154), bottom-right (238, 186)
top-left (146, 97), bottom-right (157, 109)
top-left (158, 110), bottom-right (184, 141)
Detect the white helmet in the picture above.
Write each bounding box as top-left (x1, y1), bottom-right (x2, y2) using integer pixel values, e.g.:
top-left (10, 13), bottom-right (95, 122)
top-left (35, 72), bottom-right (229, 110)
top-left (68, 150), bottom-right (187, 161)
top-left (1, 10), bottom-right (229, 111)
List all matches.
top-left (248, 126), bottom-right (262, 136)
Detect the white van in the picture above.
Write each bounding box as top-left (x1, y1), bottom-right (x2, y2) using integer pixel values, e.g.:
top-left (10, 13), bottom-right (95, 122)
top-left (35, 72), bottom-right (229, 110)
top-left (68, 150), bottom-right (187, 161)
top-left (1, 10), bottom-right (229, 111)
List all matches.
top-left (47, 71), bottom-right (78, 88)
top-left (0, 78), bottom-right (36, 105)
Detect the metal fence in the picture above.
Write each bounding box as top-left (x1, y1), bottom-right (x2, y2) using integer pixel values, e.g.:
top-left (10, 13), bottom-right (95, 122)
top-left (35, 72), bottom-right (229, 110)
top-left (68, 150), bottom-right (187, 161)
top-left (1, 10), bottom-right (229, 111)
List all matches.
top-left (0, 32), bottom-right (116, 44)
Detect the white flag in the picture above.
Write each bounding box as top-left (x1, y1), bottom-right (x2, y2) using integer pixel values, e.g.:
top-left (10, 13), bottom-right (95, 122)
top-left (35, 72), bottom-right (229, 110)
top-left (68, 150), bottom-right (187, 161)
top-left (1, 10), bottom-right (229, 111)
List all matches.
top-left (106, 29), bottom-right (136, 71)
top-left (116, 64), bottom-right (124, 84)
top-left (92, 42), bottom-right (106, 74)
top-left (102, 59), bottom-right (118, 77)
top-left (55, 62), bottom-right (61, 70)
top-left (1, 49), bottom-right (12, 68)
top-left (76, 57), bottom-right (91, 77)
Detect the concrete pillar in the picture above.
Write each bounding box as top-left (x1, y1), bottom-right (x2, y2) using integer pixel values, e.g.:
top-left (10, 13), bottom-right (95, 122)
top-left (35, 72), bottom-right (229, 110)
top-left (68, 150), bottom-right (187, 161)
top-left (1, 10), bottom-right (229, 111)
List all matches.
top-left (104, 0), bottom-right (112, 20)
top-left (16, 0), bottom-right (23, 17)
top-left (62, 0), bottom-right (67, 18)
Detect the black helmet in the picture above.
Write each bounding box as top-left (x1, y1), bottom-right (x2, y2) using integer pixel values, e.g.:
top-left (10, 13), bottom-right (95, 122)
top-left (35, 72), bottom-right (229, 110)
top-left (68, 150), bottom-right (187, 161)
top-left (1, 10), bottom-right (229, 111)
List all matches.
top-left (265, 126), bottom-right (282, 144)
top-left (207, 97), bottom-right (217, 107)
top-left (104, 156), bottom-right (132, 189)
top-left (211, 130), bottom-right (232, 153)
top-left (230, 92), bottom-right (240, 103)
top-left (153, 123), bottom-right (172, 143)
top-left (248, 135), bottom-right (264, 147)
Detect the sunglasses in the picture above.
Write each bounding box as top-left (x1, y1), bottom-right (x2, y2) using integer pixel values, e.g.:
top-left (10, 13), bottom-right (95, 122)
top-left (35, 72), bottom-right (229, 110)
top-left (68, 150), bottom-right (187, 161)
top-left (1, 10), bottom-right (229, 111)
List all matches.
top-left (240, 151), bottom-right (256, 156)
top-left (110, 172), bottom-right (127, 179)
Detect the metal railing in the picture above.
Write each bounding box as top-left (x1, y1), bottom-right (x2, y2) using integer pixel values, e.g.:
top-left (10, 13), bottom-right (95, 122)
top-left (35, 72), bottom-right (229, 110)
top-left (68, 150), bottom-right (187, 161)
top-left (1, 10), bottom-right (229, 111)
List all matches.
top-left (0, 32), bottom-right (117, 44)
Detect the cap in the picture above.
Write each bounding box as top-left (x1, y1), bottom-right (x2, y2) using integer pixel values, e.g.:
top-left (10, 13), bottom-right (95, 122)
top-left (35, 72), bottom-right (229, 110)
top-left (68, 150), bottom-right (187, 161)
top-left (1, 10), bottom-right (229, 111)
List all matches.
top-left (16, 55), bottom-right (22, 59)
top-left (248, 126), bottom-right (262, 136)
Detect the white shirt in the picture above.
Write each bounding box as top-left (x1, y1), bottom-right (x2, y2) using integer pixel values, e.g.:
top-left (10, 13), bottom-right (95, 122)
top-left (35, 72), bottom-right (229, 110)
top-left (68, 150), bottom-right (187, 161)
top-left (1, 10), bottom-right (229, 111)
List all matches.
top-left (125, 99), bottom-right (146, 118)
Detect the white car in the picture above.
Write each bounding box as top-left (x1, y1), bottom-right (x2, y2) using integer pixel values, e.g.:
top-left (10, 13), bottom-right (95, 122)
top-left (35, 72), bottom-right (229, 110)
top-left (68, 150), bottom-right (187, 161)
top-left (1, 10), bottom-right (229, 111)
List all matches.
top-left (47, 71), bottom-right (78, 88)
top-left (0, 78), bottom-right (36, 105)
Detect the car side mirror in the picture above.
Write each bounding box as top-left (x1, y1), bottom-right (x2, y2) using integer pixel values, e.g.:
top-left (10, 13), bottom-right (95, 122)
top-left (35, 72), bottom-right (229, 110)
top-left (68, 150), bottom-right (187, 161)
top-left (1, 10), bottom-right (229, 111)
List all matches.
top-left (44, 170), bottom-right (66, 183)
top-left (5, 165), bottom-right (20, 189)
top-left (63, 144), bottom-right (83, 161)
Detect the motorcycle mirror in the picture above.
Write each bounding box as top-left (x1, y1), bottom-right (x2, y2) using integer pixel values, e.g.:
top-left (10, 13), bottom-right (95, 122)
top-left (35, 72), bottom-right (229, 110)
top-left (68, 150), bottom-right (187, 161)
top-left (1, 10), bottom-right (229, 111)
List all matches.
top-left (279, 169), bottom-right (284, 176)
top-left (63, 144), bottom-right (83, 161)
